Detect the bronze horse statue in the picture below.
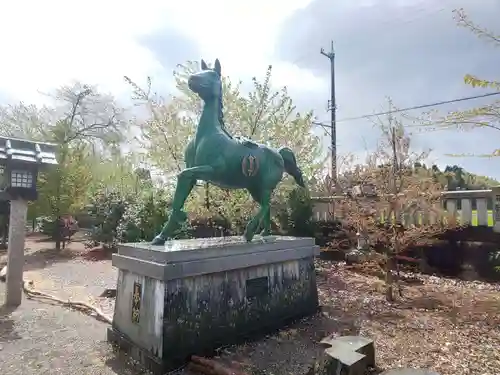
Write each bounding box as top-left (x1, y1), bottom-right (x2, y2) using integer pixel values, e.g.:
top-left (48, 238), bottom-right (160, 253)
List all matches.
top-left (152, 59), bottom-right (305, 245)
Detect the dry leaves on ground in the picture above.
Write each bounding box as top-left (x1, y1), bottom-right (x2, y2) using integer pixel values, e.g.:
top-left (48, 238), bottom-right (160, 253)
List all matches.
top-left (316, 261), bottom-right (500, 375)
top-left (208, 261), bottom-right (500, 375)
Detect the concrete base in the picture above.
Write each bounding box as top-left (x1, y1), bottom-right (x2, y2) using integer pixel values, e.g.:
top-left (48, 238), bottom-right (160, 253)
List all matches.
top-left (109, 236), bottom-right (320, 374)
top-left (107, 327), bottom-right (165, 375)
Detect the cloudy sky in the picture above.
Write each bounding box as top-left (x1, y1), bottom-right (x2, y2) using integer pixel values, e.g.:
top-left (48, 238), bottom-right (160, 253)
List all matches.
top-left (0, 0), bottom-right (498, 178)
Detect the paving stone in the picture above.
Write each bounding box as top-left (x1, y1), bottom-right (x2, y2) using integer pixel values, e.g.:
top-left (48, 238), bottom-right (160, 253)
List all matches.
top-left (312, 335), bottom-right (375, 375)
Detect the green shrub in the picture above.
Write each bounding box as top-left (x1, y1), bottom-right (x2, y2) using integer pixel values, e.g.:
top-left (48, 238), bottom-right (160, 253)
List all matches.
top-left (38, 216), bottom-right (57, 236)
top-left (282, 187), bottom-right (315, 237)
top-left (86, 188), bottom-right (134, 249)
top-left (489, 250), bottom-right (500, 273)
top-left (118, 190), bottom-right (172, 243)
top-left (189, 215), bottom-right (233, 237)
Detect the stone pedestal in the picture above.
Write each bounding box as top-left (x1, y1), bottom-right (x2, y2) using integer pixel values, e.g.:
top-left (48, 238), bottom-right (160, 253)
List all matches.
top-left (108, 236), bottom-right (320, 374)
top-left (5, 199), bottom-right (28, 306)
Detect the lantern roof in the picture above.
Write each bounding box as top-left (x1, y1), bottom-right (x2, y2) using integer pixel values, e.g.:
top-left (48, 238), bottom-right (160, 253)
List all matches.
top-left (0, 136), bottom-right (57, 166)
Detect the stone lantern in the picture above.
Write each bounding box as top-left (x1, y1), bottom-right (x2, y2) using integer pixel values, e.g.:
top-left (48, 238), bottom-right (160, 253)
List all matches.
top-left (0, 136), bottom-right (57, 306)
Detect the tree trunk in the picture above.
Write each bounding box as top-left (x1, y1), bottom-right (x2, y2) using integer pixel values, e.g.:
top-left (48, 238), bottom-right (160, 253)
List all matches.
top-left (55, 216), bottom-right (62, 251)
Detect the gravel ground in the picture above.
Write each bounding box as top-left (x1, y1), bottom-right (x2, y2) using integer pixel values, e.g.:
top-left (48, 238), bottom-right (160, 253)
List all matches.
top-left (0, 284), bottom-right (142, 375)
top-left (23, 258), bottom-right (117, 317)
top-left (0, 235), bottom-right (116, 307)
top-left (2, 238), bottom-right (500, 375)
top-left (210, 261), bottom-right (500, 375)
top-left (0, 238), bottom-right (130, 375)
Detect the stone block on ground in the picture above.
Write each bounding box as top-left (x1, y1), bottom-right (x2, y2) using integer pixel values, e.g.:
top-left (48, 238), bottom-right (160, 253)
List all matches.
top-left (308, 335), bottom-right (375, 375)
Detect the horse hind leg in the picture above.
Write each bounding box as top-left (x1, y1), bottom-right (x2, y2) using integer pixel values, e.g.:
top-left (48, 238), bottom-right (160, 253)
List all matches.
top-left (245, 189), bottom-right (272, 242)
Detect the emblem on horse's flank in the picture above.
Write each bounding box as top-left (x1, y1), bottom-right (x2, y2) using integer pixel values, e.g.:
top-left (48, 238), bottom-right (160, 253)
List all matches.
top-left (242, 155), bottom-right (259, 177)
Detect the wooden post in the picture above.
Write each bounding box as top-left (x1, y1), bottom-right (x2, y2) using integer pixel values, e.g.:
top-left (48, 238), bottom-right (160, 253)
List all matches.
top-left (5, 199), bottom-right (28, 306)
top-left (492, 186), bottom-right (500, 233)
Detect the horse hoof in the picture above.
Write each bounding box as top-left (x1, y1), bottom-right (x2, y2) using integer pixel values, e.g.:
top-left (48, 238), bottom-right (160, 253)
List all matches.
top-left (243, 232), bottom-right (253, 242)
top-left (151, 236), bottom-right (165, 246)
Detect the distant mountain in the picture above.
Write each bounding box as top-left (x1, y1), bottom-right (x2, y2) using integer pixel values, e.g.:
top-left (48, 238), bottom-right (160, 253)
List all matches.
top-left (310, 163), bottom-right (499, 198)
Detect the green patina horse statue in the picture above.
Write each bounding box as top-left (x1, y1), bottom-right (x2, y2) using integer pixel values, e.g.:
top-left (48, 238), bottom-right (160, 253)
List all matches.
top-left (151, 58), bottom-right (306, 245)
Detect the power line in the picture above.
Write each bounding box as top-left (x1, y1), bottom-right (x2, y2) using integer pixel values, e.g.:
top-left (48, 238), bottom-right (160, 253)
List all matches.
top-left (313, 91), bottom-right (500, 128)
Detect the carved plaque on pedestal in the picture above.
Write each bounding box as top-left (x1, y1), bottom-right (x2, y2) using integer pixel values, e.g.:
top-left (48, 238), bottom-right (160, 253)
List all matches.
top-left (131, 282), bottom-right (142, 324)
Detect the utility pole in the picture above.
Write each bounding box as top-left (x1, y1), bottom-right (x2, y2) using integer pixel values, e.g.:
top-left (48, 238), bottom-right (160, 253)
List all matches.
top-left (321, 41), bottom-right (337, 217)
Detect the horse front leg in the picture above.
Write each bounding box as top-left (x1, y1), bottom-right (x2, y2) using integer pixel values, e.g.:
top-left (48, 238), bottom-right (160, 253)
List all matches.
top-left (152, 165), bottom-right (216, 245)
top-left (244, 189), bottom-right (272, 242)
top-left (260, 209), bottom-right (271, 236)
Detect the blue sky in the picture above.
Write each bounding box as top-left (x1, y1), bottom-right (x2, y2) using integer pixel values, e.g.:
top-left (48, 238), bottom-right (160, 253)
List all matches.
top-left (0, 0), bottom-right (498, 179)
top-left (275, 0), bottom-right (500, 179)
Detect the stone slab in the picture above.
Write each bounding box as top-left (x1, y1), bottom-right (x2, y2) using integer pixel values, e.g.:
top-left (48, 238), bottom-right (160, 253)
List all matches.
top-left (113, 245), bottom-right (319, 281)
top-left (325, 346), bottom-right (366, 366)
top-left (323, 335), bottom-right (375, 368)
top-left (113, 236), bottom-right (319, 281)
top-left (320, 335), bottom-right (375, 375)
top-left (118, 236), bottom-right (317, 263)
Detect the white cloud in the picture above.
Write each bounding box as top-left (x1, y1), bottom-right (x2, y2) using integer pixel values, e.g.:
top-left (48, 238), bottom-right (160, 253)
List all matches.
top-left (0, 0), bottom-right (182, 105)
top-left (0, 0), bottom-right (319, 106)
top-left (160, 0), bottom-right (311, 69)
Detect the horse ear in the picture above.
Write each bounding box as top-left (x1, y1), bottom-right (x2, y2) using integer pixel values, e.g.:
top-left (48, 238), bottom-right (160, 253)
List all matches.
top-left (214, 59), bottom-right (221, 76)
top-left (201, 59), bottom-right (209, 70)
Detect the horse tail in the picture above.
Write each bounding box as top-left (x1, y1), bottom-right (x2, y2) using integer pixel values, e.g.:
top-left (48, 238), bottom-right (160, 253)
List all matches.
top-left (278, 147), bottom-right (305, 188)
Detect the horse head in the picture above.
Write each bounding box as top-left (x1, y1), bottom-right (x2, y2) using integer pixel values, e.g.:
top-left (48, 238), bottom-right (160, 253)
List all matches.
top-left (188, 58), bottom-right (222, 102)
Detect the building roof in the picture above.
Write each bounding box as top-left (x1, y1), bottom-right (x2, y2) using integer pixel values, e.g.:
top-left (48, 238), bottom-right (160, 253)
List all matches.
top-left (0, 136), bottom-right (57, 166)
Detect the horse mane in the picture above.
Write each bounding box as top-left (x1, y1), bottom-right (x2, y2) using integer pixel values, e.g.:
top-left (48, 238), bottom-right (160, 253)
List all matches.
top-left (217, 79), bottom-right (224, 127)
